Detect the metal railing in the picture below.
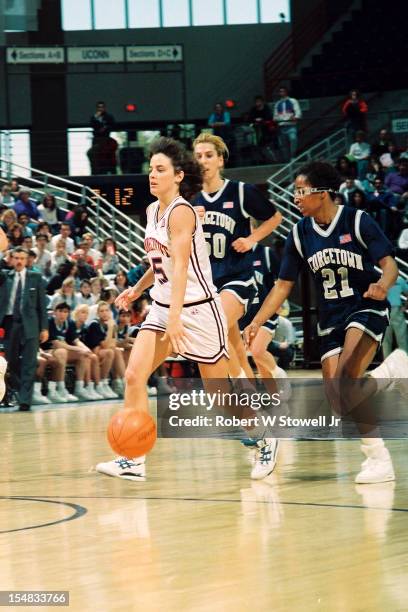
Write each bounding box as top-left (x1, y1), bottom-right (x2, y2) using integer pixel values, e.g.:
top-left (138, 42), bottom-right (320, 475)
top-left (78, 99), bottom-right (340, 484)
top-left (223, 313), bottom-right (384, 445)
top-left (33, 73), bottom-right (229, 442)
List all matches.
top-left (0, 157), bottom-right (146, 270)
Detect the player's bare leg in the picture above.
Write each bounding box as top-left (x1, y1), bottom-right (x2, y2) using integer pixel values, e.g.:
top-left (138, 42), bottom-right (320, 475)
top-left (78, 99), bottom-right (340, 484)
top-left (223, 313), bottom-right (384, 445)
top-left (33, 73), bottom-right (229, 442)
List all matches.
top-left (322, 327), bottom-right (395, 484)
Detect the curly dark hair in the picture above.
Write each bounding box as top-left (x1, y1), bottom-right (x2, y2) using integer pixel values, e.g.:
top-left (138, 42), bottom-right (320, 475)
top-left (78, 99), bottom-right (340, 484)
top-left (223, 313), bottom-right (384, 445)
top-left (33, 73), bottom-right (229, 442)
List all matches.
top-left (297, 161), bottom-right (341, 201)
top-left (149, 137), bottom-right (203, 202)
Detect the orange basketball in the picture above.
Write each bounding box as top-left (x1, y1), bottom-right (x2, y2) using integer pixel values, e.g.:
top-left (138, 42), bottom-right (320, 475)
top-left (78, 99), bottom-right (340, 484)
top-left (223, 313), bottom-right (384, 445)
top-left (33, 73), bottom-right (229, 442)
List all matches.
top-left (107, 409), bottom-right (157, 458)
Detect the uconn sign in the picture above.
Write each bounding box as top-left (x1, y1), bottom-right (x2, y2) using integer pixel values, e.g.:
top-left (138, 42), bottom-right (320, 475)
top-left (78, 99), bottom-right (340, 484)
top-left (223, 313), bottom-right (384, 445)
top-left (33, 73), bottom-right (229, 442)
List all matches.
top-left (68, 47), bottom-right (124, 63)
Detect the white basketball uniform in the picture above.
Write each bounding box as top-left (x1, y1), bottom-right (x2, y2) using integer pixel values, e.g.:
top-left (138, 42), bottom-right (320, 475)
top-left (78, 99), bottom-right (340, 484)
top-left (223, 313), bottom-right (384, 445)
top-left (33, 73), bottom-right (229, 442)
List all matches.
top-left (141, 196), bottom-right (229, 364)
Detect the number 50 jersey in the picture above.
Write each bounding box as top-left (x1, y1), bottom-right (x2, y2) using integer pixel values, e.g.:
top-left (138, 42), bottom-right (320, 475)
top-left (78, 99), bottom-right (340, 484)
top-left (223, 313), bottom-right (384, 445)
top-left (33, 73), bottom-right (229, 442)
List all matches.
top-left (144, 196), bottom-right (218, 305)
top-left (279, 206), bottom-right (394, 332)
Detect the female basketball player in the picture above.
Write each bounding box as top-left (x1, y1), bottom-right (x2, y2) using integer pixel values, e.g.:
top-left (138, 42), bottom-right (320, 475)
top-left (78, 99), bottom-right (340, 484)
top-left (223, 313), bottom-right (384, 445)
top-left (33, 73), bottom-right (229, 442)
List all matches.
top-left (244, 161), bottom-right (408, 484)
top-left (96, 137), bottom-right (232, 480)
top-left (193, 133), bottom-right (282, 378)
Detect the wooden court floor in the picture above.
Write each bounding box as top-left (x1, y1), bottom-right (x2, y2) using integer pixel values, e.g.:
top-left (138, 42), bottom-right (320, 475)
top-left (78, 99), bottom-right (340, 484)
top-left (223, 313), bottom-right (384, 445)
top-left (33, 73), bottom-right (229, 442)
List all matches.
top-left (1, 376), bottom-right (408, 612)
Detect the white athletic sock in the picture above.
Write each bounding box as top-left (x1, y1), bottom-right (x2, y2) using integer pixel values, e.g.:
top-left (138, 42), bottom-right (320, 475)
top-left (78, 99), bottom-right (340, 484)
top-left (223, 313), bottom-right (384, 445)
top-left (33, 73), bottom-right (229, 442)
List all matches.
top-left (48, 381), bottom-right (57, 392)
top-left (57, 381), bottom-right (66, 391)
top-left (75, 380), bottom-right (85, 391)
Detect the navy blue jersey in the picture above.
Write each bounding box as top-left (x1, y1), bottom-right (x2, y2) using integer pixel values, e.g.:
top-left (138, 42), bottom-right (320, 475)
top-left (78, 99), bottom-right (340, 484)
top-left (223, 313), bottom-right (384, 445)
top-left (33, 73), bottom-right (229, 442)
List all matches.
top-left (279, 206), bottom-right (394, 331)
top-left (193, 180), bottom-right (276, 288)
top-left (252, 244), bottom-right (279, 302)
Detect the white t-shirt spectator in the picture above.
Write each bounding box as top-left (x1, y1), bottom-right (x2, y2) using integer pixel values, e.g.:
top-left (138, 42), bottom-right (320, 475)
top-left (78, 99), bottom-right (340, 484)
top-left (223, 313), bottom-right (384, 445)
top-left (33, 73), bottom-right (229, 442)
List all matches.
top-left (33, 247), bottom-right (51, 275)
top-left (50, 233), bottom-right (75, 254)
top-left (349, 141), bottom-right (371, 160)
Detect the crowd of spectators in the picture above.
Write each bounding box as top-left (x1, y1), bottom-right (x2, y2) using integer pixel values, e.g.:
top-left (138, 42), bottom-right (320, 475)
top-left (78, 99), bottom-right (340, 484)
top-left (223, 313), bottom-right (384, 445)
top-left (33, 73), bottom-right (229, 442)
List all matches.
top-left (0, 182), bottom-right (176, 408)
top-left (334, 128), bottom-right (408, 250)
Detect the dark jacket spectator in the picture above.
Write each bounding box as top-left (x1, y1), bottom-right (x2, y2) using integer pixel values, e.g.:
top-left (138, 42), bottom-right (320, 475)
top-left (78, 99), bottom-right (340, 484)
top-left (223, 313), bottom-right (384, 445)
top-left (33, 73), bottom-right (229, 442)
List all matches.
top-left (47, 261), bottom-right (77, 295)
top-left (65, 206), bottom-right (89, 243)
top-left (208, 102), bottom-right (231, 140)
top-left (371, 129), bottom-right (394, 158)
top-left (37, 194), bottom-right (66, 234)
top-left (13, 190), bottom-right (39, 222)
top-left (90, 101), bottom-right (115, 139)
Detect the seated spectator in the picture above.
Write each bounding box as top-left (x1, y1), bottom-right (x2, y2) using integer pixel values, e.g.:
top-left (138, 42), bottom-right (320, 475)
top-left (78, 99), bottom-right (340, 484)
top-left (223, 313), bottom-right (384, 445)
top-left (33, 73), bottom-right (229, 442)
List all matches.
top-left (384, 160), bottom-right (408, 209)
top-left (127, 255), bottom-right (150, 286)
top-left (100, 238), bottom-right (120, 275)
top-left (268, 302), bottom-right (296, 369)
top-left (0, 185), bottom-right (15, 209)
top-left (7, 222), bottom-right (25, 247)
top-left (339, 177), bottom-right (365, 203)
top-left (208, 102), bottom-right (231, 141)
top-left (83, 301), bottom-right (121, 398)
top-left (75, 250), bottom-right (96, 281)
top-left (371, 128), bottom-right (394, 158)
top-left (27, 249), bottom-right (41, 273)
top-left (71, 304), bottom-right (104, 400)
top-left (41, 302), bottom-right (93, 402)
top-left (13, 189), bottom-right (39, 225)
top-left (90, 276), bottom-right (103, 304)
top-left (349, 189), bottom-right (368, 211)
top-left (50, 222), bottom-right (75, 254)
top-left (116, 309), bottom-right (135, 366)
top-left (71, 246), bottom-right (95, 271)
top-left (334, 193), bottom-right (346, 207)
top-left (50, 238), bottom-right (71, 275)
top-left (335, 155), bottom-right (357, 181)
top-left (114, 270), bottom-right (129, 293)
top-left (342, 89), bottom-right (368, 141)
top-left (273, 86), bottom-right (302, 161)
top-left (76, 240), bottom-right (97, 268)
top-left (35, 221), bottom-right (53, 242)
top-left (82, 232), bottom-right (102, 266)
top-left (23, 235), bottom-right (34, 251)
top-left (88, 287), bottom-right (119, 323)
top-left (47, 261), bottom-right (77, 295)
top-left (17, 213), bottom-right (34, 237)
top-left (33, 233), bottom-right (52, 277)
top-left (76, 279), bottom-right (93, 305)
top-left (49, 276), bottom-right (78, 310)
top-left (65, 206), bottom-right (89, 244)
top-left (9, 178), bottom-right (22, 198)
top-left (37, 194), bottom-right (66, 234)
top-left (348, 131), bottom-right (371, 180)
top-left (363, 156), bottom-right (385, 190)
top-left (0, 208), bottom-right (17, 234)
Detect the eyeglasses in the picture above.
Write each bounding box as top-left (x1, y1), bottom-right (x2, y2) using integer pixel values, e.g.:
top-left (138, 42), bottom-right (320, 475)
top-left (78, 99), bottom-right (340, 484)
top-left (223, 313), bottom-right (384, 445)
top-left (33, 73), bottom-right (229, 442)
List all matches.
top-left (293, 188), bottom-right (336, 198)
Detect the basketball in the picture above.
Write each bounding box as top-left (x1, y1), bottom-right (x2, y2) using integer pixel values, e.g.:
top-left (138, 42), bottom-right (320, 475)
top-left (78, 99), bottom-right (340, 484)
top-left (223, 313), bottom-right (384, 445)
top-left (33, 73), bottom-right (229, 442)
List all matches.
top-left (107, 409), bottom-right (157, 458)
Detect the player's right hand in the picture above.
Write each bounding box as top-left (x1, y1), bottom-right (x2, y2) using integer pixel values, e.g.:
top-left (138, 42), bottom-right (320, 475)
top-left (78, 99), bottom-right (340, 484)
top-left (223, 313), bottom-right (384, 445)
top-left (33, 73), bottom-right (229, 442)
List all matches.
top-left (243, 321), bottom-right (260, 347)
top-left (115, 287), bottom-right (140, 310)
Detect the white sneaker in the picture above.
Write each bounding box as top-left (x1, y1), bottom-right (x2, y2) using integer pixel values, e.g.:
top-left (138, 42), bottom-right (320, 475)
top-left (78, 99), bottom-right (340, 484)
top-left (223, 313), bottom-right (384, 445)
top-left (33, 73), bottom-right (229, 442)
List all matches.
top-left (47, 389), bottom-right (68, 404)
top-left (32, 386), bottom-right (51, 405)
top-left (95, 456), bottom-right (146, 481)
top-left (101, 382), bottom-right (119, 399)
top-left (58, 388), bottom-right (79, 402)
top-left (112, 379), bottom-right (125, 398)
top-left (74, 387), bottom-right (93, 401)
top-left (251, 438), bottom-right (280, 480)
top-left (355, 443), bottom-right (395, 484)
top-left (85, 383), bottom-right (104, 400)
top-left (0, 356), bottom-right (6, 402)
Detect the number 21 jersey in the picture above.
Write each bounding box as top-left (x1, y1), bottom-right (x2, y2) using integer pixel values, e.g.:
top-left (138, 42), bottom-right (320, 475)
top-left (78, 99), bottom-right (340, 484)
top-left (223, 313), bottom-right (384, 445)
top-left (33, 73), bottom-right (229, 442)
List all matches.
top-left (279, 206), bottom-right (393, 331)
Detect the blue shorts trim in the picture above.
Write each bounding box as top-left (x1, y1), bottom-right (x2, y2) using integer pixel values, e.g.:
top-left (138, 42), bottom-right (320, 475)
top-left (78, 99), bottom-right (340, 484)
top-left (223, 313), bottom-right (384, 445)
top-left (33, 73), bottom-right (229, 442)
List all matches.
top-left (219, 277), bottom-right (257, 315)
top-left (320, 308), bottom-right (389, 362)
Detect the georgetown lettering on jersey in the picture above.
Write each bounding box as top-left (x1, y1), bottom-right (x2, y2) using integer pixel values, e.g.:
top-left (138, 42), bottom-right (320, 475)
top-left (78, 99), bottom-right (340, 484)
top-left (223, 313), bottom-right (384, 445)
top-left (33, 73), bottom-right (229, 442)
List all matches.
top-left (308, 248), bottom-right (363, 273)
top-left (203, 211), bottom-right (236, 234)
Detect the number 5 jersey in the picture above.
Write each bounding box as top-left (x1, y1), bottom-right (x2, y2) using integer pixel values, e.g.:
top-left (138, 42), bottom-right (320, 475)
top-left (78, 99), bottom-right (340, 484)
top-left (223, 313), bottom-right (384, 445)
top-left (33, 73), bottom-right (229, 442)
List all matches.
top-left (144, 196), bottom-right (218, 305)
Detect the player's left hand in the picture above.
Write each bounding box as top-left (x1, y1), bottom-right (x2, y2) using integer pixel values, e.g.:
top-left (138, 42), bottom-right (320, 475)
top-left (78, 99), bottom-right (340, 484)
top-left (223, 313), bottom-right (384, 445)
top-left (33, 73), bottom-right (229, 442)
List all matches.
top-left (232, 236), bottom-right (254, 253)
top-left (243, 321), bottom-right (260, 347)
top-left (162, 319), bottom-right (192, 355)
top-left (363, 282), bottom-right (387, 301)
